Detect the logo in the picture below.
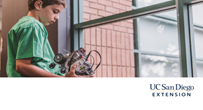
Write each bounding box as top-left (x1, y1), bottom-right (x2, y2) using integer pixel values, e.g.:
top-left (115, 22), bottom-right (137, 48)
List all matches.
top-left (150, 84), bottom-right (194, 97)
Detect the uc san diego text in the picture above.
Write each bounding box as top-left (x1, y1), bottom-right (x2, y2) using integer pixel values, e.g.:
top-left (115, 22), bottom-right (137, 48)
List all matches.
top-left (150, 84), bottom-right (194, 97)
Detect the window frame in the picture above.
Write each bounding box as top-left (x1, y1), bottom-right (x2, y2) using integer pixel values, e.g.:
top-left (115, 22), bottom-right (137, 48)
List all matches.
top-left (73, 0), bottom-right (203, 77)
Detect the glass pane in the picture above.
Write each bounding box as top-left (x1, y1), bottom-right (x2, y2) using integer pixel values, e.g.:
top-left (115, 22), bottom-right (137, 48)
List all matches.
top-left (138, 10), bottom-right (179, 56)
top-left (192, 3), bottom-right (203, 76)
top-left (141, 55), bottom-right (180, 77)
top-left (83, 0), bottom-right (133, 22)
top-left (197, 61), bottom-right (203, 77)
top-left (136, 0), bottom-right (171, 8)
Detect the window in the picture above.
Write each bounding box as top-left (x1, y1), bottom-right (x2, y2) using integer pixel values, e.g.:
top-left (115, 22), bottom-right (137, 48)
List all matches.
top-left (191, 2), bottom-right (203, 76)
top-left (135, 10), bottom-right (181, 77)
top-left (73, 0), bottom-right (202, 77)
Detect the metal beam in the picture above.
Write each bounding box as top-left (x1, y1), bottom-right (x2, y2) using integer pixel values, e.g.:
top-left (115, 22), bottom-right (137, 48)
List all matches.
top-left (176, 0), bottom-right (194, 77)
top-left (74, 0), bottom-right (176, 29)
top-left (71, 0), bottom-right (84, 51)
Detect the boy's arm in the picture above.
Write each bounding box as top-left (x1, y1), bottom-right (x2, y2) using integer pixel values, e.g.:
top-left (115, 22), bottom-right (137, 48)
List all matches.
top-left (16, 58), bottom-right (92, 77)
top-left (16, 58), bottom-right (64, 77)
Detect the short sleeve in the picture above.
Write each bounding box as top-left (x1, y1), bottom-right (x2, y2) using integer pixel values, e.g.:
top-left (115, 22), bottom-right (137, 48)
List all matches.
top-left (16, 26), bottom-right (45, 60)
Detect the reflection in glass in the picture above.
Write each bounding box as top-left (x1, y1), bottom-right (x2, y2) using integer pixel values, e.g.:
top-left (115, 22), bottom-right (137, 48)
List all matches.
top-left (139, 10), bottom-right (179, 56)
top-left (141, 55), bottom-right (180, 77)
top-left (197, 61), bottom-right (203, 77)
top-left (192, 3), bottom-right (203, 76)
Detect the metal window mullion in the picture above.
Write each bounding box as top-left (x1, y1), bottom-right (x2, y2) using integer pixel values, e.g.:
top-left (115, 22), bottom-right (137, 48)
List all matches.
top-left (72, 0), bottom-right (79, 51)
top-left (79, 0), bottom-right (84, 48)
top-left (72, 0), bottom-right (83, 51)
top-left (176, 0), bottom-right (193, 77)
top-left (134, 18), bottom-right (141, 77)
top-left (133, 0), bottom-right (141, 77)
top-left (188, 4), bottom-right (197, 77)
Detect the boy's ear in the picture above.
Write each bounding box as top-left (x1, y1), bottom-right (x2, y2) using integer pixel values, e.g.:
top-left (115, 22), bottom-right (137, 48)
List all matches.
top-left (34, 0), bottom-right (43, 10)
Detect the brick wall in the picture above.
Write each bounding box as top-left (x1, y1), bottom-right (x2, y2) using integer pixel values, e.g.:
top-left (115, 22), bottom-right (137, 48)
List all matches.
top-left (83, 0), bottom-right (135, 77)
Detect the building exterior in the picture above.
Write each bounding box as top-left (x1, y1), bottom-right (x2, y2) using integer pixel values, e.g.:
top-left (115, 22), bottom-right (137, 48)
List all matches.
top-left (83, 0), bottom-right (135, 77)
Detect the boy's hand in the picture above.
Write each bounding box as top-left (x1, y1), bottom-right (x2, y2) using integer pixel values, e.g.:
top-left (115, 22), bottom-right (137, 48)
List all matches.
top-left (65, 64), bottom-right (94, 78)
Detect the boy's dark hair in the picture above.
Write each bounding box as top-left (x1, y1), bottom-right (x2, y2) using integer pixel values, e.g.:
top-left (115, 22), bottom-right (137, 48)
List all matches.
top-left (28, 0), bottom-right (67, 11)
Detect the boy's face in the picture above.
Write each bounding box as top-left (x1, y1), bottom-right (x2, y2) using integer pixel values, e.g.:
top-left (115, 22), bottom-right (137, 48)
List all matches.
top-left (38, 4), bottom-right (64, 26)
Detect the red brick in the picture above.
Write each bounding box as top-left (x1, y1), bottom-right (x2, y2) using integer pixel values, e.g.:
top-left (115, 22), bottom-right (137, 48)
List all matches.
top-left (130, 51), bottom-right (135, 67)
top-left (122, 67), bottom-right (126, 77)
top-left (96, 28), bottom-right (101, 46)
top-left (126, 6), bottom-right (132, 11)
top-left (107, 30), bottom-right (112, 47)
top-left (90, 15), bottom-right (100, 20)
top-left (127, 19), bottom-right (133, 23)
top-left (131, 67), bottom-right (135, 77)
top-left (108, 0), bottom-right (119, 3)
top-left (112, 48), bottom-right (117, 65)
top-left (99, 24), bottom-right (113, 30)
top-left (98, 0), bottom-right (112, 6)
top-left (121, 33), bottom-right (125, 49)
top-left (119, 10), bottom-right (126, 13)
top-left (107, 47), bottom-right (112, 65)
top-left (107, 66), bottom-right (112, 77)
top-left (112, 66), bottom-right (117, 77)
top-left (98, 11), bottom-right (113, 17)
top-left (91, 27), bottom-right (96, 45)
top-left (84, 28), bottom-right (90, 44)
top-left (125, 33), bottom-right (130, 49)
top-left (86, 0), bottom-right (97, 3)
top-left (116, 32), bottom-right (121, 48)
top-left (96, 46), bottom-right (102, 65)
top-left (116, 49), bottom-right (121, 66)
top-left (101, 29), bottom-right (107, 46)
top-left (83, 19), bottom-right (89, 22)
top-left (119, 0), bottom-right (132, 6)
top-left (83, 7), bottom-right (97, 15)
top-left (127, 28), bottom-right (134, 33)
top-left (117, 66), bottom-right (122, 77)
top-left (106, 6), bottom-right (119, 13)
top-left (126, 22), bottom-right (133, 28)
top-left (126, 67), bottom-right (131, 77)
top-left (98, 10), bottom-right (106, 17)
top-left (114, 25), bottom-right (127, 32)
top-left (113, 2), bottom-right (126, 10)
top-left (130, 34), bottom-right (134, 50)
top-left (112, 22), bottom-right (120, 26)
top-left (102, 65), bottom-right (107, 77)
top-left (102, 47), bottom-right (107, 65)
top-left (121, 49), bottom-right (126, 66)
top-left (96, 66), bottom-right (102, 77)
top-left (83, 1), bottom-right (89, 7)
top-left (90, 45), bottom-right (97, 65)
top-left (90, 2), bottom-right (105, 10)
top-left (126, 50), bottom-right (130, 67)
top-left (112, 31), bottom-right (116, 48)
top-left (83, 13), bottom-right (90, 20)
top-left (86, 44), bottom-right (91, 61)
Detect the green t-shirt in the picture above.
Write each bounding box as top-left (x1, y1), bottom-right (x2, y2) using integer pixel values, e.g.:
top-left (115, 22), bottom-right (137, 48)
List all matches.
top-left (7, 16), bottom-right (64, 77)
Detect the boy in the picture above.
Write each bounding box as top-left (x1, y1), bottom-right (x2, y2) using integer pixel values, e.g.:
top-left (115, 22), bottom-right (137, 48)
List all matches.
top-left (7, 0), bottom-right (87, 77)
